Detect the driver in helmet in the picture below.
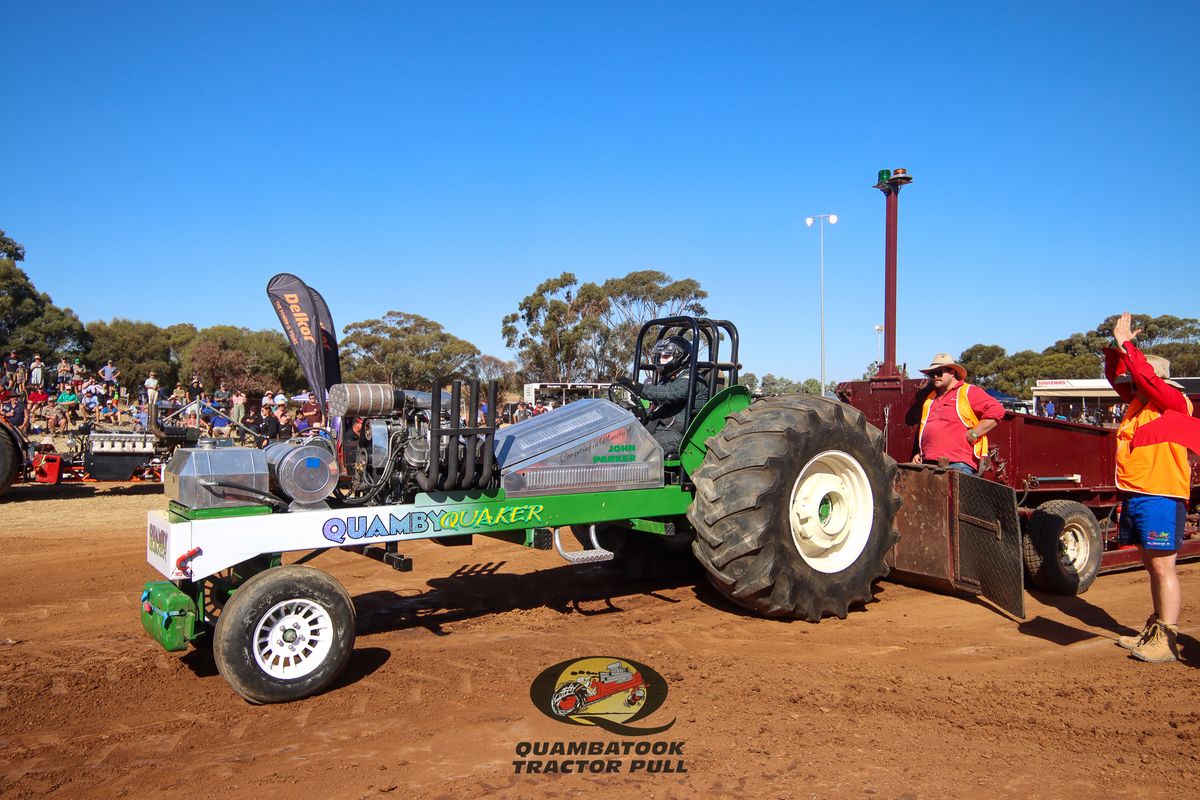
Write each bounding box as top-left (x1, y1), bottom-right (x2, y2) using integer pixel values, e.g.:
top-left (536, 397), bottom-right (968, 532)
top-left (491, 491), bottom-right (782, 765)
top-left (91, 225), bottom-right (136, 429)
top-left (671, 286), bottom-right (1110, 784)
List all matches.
top-left (614, 335), bottom-right (709, 456)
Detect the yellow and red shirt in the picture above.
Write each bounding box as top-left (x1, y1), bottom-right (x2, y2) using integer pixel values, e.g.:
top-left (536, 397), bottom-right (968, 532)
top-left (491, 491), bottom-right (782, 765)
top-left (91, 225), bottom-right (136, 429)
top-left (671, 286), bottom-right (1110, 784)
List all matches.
top-left (1105, 342), bottom-right (1193, 499)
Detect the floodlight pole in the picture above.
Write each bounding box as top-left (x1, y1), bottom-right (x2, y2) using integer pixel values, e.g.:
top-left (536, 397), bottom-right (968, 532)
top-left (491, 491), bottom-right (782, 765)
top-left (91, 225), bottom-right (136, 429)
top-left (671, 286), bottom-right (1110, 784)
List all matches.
top-left (805, 213), bottom-right (837, 394)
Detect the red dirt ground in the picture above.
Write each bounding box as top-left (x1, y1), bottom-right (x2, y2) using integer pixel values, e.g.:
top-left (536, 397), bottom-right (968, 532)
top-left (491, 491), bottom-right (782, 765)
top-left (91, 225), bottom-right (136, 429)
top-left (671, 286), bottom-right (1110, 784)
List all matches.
top-left (1, 482), bottom-right (1198, 799)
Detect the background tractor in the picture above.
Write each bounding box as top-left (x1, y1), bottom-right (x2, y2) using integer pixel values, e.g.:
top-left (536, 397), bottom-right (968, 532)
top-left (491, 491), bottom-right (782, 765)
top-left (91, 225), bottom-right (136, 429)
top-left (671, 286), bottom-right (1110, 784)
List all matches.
top-left (0, 414), bottom-right (186, 499)
top-left (0, 417), bottom-right (26, 497)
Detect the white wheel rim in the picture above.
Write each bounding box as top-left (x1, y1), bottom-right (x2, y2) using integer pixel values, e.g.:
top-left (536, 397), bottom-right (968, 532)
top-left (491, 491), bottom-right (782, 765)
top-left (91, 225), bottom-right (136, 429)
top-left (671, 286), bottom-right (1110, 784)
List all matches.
top-left (788, 450), bottom-right (875, 574)
top-left (1058, 522), bottom-right (1091, 573)
top-left (252, 598), bottom-right (334, 680)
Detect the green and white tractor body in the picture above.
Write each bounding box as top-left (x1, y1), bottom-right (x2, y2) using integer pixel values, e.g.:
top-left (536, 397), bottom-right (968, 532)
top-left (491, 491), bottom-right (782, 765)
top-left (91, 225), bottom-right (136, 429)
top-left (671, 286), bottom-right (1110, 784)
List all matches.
top-left (142, 312), bottom-right (902, 705)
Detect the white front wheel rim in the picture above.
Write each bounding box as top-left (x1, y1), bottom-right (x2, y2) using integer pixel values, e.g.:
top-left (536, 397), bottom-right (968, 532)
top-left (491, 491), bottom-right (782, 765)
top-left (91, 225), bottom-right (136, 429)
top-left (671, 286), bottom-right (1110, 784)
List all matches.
top-left (253, 599), bottom-right (334, 680)
top-left (789, 450), bottom-right (875, 574)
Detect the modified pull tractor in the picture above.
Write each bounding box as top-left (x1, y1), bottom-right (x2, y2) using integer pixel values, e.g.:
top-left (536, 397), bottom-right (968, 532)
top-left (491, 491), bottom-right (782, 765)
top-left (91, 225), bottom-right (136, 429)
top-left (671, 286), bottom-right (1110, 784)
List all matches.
top-left (141, 312), bottom-right (903, 704)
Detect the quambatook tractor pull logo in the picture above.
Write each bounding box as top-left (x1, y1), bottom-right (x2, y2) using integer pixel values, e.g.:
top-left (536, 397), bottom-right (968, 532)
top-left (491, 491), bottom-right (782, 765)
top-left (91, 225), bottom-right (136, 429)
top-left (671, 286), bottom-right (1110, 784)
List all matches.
top-left (529, 656), bottom-right (674, 736)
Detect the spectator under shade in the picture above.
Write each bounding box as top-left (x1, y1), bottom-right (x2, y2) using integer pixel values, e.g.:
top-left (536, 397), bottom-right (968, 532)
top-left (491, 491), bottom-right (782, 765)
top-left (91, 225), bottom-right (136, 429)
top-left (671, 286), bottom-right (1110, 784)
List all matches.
top-left (2, 397), bottom-right (26, 432)
top-left (298, 392), bottom-right (323, 430)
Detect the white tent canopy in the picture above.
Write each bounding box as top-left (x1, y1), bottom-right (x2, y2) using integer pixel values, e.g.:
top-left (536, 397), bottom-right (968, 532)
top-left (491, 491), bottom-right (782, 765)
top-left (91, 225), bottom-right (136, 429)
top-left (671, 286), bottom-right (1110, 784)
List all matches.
top-left (1032, 379), bottom-right (1119, 400)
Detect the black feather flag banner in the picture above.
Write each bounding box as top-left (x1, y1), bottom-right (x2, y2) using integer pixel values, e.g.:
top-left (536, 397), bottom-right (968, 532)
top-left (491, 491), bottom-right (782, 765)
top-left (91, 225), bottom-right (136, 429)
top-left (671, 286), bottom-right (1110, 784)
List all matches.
top-left (308, 285), bottom-right (342, 389)
top-left (266, 273), bottom-right (340, 415)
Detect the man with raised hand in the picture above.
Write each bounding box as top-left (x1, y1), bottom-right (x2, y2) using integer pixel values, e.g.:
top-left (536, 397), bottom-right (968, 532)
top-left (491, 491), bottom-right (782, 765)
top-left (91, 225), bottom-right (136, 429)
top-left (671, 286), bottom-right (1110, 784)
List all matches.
top-left (1106, 312), bottom-right (1193, 663)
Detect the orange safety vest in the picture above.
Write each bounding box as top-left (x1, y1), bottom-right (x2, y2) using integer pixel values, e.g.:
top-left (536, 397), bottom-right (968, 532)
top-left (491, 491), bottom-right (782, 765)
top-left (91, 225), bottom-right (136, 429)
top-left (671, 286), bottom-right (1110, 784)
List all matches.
top-left (1115, 395), bottom-right (1194, 499)
top-left (919, 383), bottom-right (988, 460)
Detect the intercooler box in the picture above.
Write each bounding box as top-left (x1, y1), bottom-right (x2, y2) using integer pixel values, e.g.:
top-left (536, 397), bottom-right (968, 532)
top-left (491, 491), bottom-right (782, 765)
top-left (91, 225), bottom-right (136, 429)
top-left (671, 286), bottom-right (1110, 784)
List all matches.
top-left (165, 445), bottom-right (269, 510)
top-left (84, 432), bottom-right (158, 481)
top-left (493, 399), bottom-right (663, 497)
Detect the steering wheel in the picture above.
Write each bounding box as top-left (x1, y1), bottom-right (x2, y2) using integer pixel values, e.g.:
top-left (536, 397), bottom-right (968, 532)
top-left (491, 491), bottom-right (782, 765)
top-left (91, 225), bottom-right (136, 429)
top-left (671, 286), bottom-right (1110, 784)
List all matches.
top-left (608, 381), bottom-right (648, 423)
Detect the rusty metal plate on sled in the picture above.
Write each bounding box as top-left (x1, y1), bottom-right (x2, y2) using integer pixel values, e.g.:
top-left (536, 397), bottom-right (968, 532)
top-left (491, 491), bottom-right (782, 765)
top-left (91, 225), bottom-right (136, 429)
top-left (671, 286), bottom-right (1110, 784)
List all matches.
top-left (890, 466), bottom-right (955, 585)
top-left (953, 472), bottom-right (1025, 619)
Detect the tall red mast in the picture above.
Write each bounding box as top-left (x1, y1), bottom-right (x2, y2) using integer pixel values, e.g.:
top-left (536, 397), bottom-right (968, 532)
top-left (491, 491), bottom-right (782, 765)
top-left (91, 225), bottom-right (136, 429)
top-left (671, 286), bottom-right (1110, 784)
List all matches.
top-left (872, 168), bottom-right (912, 381)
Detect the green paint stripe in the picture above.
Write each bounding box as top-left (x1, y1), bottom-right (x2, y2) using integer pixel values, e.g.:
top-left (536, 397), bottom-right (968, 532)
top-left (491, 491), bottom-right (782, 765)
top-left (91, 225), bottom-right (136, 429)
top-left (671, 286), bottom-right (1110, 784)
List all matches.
top-left (169, 501), bottom-right (273, 521)
top-left (394, 486), bottom-right (693, 536)
top-left (628, 518), bottom-right (670, 534)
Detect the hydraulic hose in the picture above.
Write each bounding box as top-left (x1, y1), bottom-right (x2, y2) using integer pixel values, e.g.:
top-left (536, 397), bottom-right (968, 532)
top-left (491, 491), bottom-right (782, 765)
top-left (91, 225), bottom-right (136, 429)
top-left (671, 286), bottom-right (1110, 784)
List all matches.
top-left (336, 430), bottom-right (403, 506)
top-left (200, 479), bottom-right (288, 510)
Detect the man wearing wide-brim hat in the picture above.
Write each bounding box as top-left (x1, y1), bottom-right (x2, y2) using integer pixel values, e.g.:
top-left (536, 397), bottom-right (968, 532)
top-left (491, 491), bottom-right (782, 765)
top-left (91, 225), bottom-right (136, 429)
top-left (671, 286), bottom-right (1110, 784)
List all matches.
top-left (1104, 312), bottom-right (1194, 664)
top-left (913, 352), bottom-right (1004, 476)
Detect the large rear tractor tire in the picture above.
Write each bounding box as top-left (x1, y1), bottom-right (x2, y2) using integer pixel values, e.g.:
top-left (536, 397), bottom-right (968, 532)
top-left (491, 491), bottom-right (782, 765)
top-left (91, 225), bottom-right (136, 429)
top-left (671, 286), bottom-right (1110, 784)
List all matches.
top-left (213, 565), bottom-right (356, 704)
top-left (0, 430), bottom-right (17, 498)
top-left (1022, 500), bottom-right (1102, 595)
top-left (688, 395), bottom-right (900, 620)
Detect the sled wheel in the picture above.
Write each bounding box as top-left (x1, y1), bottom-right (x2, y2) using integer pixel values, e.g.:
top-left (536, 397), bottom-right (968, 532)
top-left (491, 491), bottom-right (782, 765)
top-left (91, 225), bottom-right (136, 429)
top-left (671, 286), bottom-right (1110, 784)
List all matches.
top-left (688, 395), bottom-right (900, 620)
top-left (213, 565), bottom-right (356, 704)
top-left (1023, 499), bottom-right (1102, 595)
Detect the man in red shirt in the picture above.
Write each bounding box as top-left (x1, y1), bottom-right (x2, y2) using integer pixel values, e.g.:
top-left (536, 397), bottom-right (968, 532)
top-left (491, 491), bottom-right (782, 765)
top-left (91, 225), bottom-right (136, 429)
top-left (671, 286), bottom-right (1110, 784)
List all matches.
top-left (298, 391), bottom-right (323, 431)
top-left (912, 353), bottom-right (1004, 475)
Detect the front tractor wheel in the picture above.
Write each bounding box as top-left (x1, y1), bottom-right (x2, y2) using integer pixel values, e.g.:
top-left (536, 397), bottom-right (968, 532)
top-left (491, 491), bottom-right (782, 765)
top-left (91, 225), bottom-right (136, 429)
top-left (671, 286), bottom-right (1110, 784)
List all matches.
top-left (213, 565), bottom-right (356, 704)
top-left (688, 395), bottom-right (900, 621)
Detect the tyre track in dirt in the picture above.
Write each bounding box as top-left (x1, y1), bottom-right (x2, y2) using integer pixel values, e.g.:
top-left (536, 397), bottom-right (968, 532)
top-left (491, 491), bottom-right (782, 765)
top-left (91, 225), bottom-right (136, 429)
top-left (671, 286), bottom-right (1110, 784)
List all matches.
top-left (1, 485), bottom-right (1198, 799)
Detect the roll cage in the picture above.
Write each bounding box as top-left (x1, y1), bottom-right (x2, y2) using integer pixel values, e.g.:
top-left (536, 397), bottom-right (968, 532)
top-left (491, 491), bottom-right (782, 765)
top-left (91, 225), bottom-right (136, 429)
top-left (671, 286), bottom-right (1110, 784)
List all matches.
top-left (631, 316), bottom-right (741, 432)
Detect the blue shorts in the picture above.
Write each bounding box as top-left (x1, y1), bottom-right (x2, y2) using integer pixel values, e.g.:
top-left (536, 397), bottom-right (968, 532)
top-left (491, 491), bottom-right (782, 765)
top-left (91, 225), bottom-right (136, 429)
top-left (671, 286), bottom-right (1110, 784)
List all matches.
top-left (1118, 495), bottom-right (1186, 551)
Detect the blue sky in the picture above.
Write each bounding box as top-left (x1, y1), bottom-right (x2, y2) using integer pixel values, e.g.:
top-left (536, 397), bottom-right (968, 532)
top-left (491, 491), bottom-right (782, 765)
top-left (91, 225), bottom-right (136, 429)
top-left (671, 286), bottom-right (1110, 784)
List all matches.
top-left (5, 2), bottom-right (1198, 383)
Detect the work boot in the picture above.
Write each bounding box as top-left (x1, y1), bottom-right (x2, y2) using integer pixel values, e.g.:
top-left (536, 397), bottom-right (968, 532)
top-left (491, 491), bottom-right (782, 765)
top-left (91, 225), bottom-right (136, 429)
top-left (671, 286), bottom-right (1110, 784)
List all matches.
top-left (1130, 622), bottom-right (1179, 663)
top-left (1116, 613), bottom-right (1157, 650)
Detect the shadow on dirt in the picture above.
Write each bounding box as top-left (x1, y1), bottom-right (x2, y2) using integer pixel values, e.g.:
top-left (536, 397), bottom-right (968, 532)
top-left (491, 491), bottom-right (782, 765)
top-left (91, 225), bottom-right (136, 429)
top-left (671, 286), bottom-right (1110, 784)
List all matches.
top-left (1015, 589), bottom-right (1130, 646)
top-left (351, 545), bottom-right (898, 634)
top-left (1027, 588), bottom-right (1130, 635)
top-left (1179, 632), bottom-right (1200, 668)
top-left (684, 579), bottom-right (895, 623)
top-left (353, 559), bottom-right (695, 637)
top-left (1016, 589), bottom-right (1200, 667)
top-left (328, 647), bottom-right (391, 690)
top-left (1015, 615), bottom-right (1101, 647)
top-left (3, 481), bottom-right (162, 501)
top-left (1015, 619), bottom-right (1200, 668)
top-left (178, 641), bottom-right (392, 689)
top-left (180, 646), bottom-right (220, 678)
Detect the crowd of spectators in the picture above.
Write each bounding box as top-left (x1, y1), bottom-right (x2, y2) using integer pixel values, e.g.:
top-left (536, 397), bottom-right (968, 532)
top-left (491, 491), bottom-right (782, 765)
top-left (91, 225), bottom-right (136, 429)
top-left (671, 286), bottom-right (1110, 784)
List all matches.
top-left (3, 348), bottom-right (1147, 441)
top-left (1037, 399), bottom-right (1127, 427)
top-left (502, 400), bottom-right (554, 425)
top-left (1, 350), bottom-right (324, 447)
top-left (1, 350), bottom-right (138, 434)
top-left (153, 375), bottom-right (325, 447)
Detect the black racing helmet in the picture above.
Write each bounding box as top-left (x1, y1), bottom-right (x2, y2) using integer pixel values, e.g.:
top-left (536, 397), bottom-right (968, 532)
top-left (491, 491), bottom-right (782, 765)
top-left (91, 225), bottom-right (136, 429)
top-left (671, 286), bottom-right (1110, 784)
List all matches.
top-left (650, 335), bottom-right (693, 379)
